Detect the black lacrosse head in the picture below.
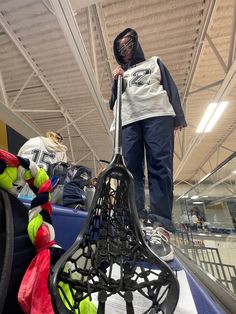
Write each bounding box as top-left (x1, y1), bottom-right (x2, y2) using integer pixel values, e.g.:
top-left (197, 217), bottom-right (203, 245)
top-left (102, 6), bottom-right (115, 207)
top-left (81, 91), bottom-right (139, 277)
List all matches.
top-left (50, 154), bottom-right (179, 314)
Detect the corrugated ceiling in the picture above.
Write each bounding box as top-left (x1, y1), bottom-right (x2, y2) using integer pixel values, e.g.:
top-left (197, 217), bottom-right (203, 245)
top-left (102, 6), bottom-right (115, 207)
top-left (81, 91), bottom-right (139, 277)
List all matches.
top-left (0, 0), bottom-right (236, 192)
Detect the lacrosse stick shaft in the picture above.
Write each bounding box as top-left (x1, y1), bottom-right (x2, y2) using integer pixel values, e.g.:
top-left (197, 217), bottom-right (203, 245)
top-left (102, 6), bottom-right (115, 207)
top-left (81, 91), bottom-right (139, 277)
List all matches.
top-left (114, 75), bottom-right (122, 155)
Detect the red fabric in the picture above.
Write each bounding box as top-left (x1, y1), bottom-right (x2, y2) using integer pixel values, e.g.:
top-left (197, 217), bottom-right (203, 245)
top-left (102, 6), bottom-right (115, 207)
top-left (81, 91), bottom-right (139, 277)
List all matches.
top-left (0, 149), bottom-right (20, 167)
top-left (42, 202), bottom-right (52, 215)
top-left (27, 178), bottom-right (35, 187)
top-left (38, 180), bottom-right (51, 193)
top-left (38, 180), bottom-right (52, 215)
top-left (37, 240), bottom-right (56, 253)
top-left (34, 224), bottom-right (51, 251)
top-left (0, 148), bottom-right (57, 313)
top-left (18, 225), bottom-right (55, 313)
top-left (18, 249), bottom-right (54, 314)
top-left (1, 151), bottom-right (58, 314)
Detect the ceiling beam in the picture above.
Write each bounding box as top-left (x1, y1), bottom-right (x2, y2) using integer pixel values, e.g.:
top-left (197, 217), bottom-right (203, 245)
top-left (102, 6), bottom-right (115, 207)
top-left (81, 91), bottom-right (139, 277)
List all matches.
top-left (0, 71), bottom-right (9, 107)
top-left (88, 6), bottom-right (99, 83)
top-left (77, 151), bottom-right (91, 163)
top-left (61, 108), bottom-right (101, 162)
top-left (182, 0), bottom-right (218, 105)
top-left (174, 57), bottom-right (236, 181)
top-left (0, 10), bottom-right (104, 165)
top-left (92, 4), bottom-right (113, 83)
top-left (188, 80), bottom-right (223, 95)
top-left (57, 108), bottom-right (96, 132)
top-left (206, 33), bottom-right (227, 73)
top-left (0, 100), bottom-right (41, 139)
top-left (50, 0), bottom-right (112, 138)
top-left (70, 0), bottom-right (96, 10)
top-left (175, 0), bottom-right (218, 171)
top-left (13, 109), bottom-right (61, 113)
top-left (64, 114), bottom-right (75, 162)
top-left (188, 120), bottom-right (236, 182)
top-left (227, 0), bottom-right (236, 68)
top-left (95, 3), bottom-right (114, 75)
top-left (10, 71), bottom-right (35, 109)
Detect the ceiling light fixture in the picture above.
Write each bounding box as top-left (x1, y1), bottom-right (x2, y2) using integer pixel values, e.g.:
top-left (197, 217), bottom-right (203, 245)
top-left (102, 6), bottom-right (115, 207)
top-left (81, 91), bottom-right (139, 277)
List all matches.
top-left (196, 101), bottom-right (228, 133)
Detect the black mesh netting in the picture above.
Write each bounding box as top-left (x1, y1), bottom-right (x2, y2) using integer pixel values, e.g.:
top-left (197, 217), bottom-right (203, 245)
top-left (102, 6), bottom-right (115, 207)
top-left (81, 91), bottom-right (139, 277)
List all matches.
top-left (50, 159), bottom-right (179, 314)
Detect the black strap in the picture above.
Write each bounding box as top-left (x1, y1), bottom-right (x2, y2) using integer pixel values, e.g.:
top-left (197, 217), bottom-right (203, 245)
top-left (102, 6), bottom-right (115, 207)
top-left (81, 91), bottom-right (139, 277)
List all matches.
top-left (125, 291), bottom-right (135, 314)
top-left (98, 290), bottom-right (107, 314)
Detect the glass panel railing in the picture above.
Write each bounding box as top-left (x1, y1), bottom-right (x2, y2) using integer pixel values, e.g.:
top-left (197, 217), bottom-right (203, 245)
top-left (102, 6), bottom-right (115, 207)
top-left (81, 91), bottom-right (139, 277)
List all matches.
top-left (172, 152), bottom-right (236, 296)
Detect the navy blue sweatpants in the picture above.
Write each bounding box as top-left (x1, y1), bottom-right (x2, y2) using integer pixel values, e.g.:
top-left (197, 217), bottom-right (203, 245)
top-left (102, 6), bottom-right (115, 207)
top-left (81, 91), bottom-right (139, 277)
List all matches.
top-left (122, 116), bottom-right (174, 227)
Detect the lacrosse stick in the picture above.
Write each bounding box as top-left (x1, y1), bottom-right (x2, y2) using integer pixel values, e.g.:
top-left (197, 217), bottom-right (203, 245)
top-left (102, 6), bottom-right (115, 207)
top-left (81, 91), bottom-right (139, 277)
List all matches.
top-left (50, 76), bottom-right (179, 314)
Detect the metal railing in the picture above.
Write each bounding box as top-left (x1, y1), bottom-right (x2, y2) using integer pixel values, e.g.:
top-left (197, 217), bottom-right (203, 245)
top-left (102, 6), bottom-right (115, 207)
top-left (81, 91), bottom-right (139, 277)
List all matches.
top-left (173, 151), bottom-right (236, 297)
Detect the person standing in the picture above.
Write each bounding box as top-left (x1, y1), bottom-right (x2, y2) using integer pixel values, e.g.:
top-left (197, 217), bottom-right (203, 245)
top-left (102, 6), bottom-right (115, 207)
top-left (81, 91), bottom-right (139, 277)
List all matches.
top-left (109, 28), bottom-right (187, 261)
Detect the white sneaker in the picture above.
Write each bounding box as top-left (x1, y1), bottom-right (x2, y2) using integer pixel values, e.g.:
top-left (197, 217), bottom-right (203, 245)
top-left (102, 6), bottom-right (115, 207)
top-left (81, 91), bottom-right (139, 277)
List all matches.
top-left (143, 226), bottom-right (174, 262)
